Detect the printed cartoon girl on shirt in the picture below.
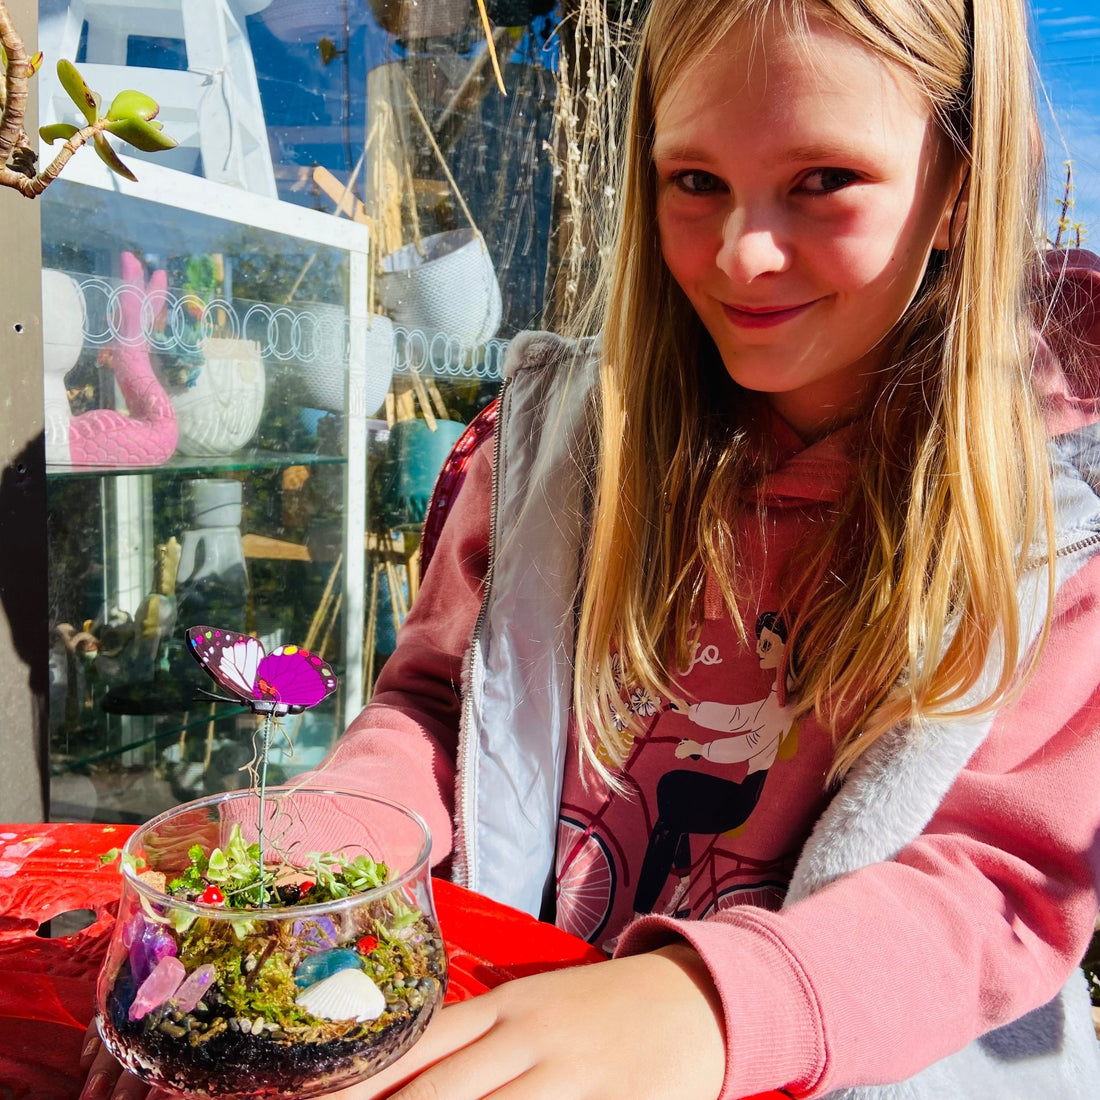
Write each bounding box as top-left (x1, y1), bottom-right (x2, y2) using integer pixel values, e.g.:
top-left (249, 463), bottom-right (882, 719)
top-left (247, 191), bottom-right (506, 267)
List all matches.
top-left (632, 611), bottom-right (797, 916)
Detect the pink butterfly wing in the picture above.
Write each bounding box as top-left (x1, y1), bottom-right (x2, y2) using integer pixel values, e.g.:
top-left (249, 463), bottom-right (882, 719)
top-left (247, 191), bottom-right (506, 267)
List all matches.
top-left (186, 626), bottom-right (265, 702)
top-left (254, 644), bottom-right (338, 710)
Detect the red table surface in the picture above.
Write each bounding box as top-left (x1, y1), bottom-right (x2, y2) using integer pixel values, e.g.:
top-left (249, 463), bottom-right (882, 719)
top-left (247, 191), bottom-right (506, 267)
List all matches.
top-left (0, 822), bottom-right (784, 1100)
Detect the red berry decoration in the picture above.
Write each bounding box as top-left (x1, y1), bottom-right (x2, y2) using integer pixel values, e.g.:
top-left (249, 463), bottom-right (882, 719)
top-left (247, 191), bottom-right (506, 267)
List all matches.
top-left (356, 935), bottom-right (379, 955)
top-left (300, 881), bottom-right (313, 895)
top-left (199, 885), bottom-right (225, 905)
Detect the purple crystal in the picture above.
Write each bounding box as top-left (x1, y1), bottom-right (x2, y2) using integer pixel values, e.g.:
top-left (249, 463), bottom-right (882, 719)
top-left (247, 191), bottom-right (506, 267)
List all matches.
top-left (293, 915), bottom-right (337, 953)
top-left (170, 963), bottom-right (216, 1013)
top-left (129, 921), bottom-right (178, 984)
top-left (121, 911), bottom-right (144, 950)
top-left (129, 956), bottom-right (185, 1020)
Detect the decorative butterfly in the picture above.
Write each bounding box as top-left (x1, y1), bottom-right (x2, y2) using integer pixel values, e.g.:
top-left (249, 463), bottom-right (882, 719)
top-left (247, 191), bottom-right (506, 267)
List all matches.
top-left (186, 626), bottom-right (338, 717)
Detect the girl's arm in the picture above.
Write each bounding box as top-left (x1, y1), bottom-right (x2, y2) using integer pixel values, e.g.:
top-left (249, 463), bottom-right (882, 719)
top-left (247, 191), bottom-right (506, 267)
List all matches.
top-left (305, 438), bottom-right (495, 865)
top-left (619, 552), bottom-right (1100, 1098)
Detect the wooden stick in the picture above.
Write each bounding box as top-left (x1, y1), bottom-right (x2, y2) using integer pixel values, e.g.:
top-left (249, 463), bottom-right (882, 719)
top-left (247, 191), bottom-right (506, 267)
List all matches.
top-left (384, 559), bottom-right (406, 632)
top-left (426, 378), bottom-right (449, 420)
top-left (409, 369), bottom-right (438, 430)
top-left (319, 592), bottom-right (343, 661)
top-left (306, 553), bottom-right (343, 652)
top-left (402, 70), bottom-right (483, 241)
top-left (473, 0), bottom-right (506, 95)
top-left (364, 561), bottom-right (381, 693)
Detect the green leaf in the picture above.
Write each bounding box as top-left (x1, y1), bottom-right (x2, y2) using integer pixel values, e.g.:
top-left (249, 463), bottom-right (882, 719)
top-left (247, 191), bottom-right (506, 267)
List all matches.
top-left (104, 116), bottom-right (178, 152)
top-left (57, 59), bottom-right (100, 125)
top-left (169, 906), bottom-right (197, 934)
top-left (106, 89), bottom-right (161, 122)
top-left (93, 133), bottom-right (138, 181)
top-left (205, 847), bottom-right (229, 883)
top-left (39, 122), bottom-right (80, 144)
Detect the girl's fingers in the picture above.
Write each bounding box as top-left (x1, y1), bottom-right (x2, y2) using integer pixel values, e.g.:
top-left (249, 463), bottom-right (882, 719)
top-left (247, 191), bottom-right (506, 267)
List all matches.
top-left (327, 996), bottom-right (507, 1099)
top-left (78, 1027), bottom-right (150, 1100)
top-left (381, 1021), bottom-right (533, 1100)
top-left (80, 1017), bottom-right (102, 1069)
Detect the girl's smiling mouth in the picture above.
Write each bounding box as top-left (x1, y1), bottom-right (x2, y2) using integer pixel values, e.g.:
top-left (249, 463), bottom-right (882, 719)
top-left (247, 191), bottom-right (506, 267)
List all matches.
top-left (721, 300), bottom-right (818, 328)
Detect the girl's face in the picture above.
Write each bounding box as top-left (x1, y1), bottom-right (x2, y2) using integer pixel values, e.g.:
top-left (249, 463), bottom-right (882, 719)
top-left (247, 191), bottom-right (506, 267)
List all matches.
top-left (653, 11), bottom-right (964, 440)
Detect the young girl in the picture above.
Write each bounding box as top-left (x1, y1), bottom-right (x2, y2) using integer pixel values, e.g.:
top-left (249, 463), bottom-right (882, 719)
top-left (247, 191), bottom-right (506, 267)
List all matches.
top-left (82, 0), bottom-right (1100, 1098)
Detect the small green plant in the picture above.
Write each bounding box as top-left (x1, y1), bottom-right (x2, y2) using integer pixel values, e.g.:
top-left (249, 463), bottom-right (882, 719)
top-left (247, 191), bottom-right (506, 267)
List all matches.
top-left (0, 0), bottom-right (176, 198)
top-left (104, 822), bottom-right (394, 912)
top-left (1052, 160), bottom-right (1089, 250)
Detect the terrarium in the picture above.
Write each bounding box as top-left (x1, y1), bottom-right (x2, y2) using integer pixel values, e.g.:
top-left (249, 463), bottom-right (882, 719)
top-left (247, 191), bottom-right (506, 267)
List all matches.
top-left (95, 627), bottom-right (446, 1098)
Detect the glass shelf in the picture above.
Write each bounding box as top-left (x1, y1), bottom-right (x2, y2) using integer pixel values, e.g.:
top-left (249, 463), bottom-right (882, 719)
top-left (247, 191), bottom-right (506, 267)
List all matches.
top-left (47, 451), bottom-right (347, 480)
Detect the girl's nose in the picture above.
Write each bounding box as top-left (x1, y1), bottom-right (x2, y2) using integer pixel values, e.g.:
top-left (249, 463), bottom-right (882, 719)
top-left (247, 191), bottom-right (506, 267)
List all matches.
top-left (716, 208), bottom-right (788, 283)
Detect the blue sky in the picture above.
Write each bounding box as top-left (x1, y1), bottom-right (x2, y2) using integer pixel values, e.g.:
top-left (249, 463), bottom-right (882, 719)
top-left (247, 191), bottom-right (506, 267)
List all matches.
top-left (1031, 1), bottom-right (1100, 246)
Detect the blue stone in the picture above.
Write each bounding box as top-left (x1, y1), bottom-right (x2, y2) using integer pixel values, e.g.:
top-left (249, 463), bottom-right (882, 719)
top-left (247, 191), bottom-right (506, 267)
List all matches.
top-left (294, 948), bottom-right (363, 989)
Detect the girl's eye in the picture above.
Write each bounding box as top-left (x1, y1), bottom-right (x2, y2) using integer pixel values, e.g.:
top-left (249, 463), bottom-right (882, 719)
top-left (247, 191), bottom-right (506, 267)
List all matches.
top-left (670, 169), bottom-right (725, 195)
top-left (799, 168), bottom-right (859, 194)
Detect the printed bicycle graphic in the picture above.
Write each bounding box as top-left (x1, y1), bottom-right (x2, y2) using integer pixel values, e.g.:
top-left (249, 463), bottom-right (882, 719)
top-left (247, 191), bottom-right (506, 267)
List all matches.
top-left (555, 706), bottom-right (797, 944)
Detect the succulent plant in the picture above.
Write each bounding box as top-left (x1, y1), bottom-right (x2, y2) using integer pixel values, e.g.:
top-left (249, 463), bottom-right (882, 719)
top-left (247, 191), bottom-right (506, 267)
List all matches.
top-left (0, 1), bottom-right (177, 198)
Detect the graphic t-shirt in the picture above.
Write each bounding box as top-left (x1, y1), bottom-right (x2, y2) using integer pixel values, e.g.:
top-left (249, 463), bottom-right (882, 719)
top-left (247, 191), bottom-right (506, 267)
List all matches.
top-left (554, 417), bottom-right (857, 950)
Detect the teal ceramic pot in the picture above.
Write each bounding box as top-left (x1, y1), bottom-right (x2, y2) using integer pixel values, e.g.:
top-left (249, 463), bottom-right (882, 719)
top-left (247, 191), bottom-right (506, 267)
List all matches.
top-left (378, 418), bottom-right (467, 526)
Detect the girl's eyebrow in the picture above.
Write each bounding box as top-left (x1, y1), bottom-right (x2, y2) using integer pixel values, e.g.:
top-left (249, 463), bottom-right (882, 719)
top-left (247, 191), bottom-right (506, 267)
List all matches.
top-left (772, 142), bottom-right (868, 166)
top-left (651, 140), bottom-right (712, 162)
top-left (652, 138), bottom-right (868, 165)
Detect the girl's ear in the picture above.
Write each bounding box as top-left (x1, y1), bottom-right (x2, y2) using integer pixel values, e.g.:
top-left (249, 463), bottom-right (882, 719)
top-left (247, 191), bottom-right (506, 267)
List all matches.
top-left (934, 165), bottom-right (970, 251)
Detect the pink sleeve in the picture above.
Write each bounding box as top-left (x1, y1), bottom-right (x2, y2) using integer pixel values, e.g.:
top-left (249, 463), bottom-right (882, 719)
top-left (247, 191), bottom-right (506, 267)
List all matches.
top-left (618, 555), bottom-right (1100, 1099)
top-left (306, 435), bottom-right (494, 867)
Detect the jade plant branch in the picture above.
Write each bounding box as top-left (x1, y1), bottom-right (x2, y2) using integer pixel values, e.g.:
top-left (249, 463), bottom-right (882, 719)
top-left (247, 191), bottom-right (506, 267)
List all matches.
top-left (0, 0), bottom-right (177, 198)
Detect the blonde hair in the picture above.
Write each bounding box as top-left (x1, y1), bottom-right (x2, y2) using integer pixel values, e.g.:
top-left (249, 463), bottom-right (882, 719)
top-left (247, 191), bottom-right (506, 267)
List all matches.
top-left (572, 0), bottom-right (1055, 781)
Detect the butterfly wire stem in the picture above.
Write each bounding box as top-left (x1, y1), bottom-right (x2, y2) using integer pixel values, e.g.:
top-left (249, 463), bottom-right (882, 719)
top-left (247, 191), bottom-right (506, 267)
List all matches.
top-left (257, 714), bottom-right (273, 906)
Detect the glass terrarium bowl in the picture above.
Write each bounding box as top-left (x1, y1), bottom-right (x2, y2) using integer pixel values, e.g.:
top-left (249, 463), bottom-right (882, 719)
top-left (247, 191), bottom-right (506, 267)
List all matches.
top-left (96, 787), bottom-right (446, 1100)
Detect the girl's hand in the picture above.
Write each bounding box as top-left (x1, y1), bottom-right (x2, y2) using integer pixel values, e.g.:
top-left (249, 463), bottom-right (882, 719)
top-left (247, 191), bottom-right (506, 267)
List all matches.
top-left (325, 943), bottom-right (726, 1100)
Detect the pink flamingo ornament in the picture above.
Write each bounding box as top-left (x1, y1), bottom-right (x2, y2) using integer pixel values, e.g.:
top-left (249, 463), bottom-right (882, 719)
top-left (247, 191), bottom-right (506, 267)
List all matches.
top-left (43, 252), bottom-right (178, 466)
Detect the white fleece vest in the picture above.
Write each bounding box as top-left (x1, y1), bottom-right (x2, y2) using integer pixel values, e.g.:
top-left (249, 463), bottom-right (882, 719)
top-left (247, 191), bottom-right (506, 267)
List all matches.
top-left (453, 331), bottom-right (1100, 1099)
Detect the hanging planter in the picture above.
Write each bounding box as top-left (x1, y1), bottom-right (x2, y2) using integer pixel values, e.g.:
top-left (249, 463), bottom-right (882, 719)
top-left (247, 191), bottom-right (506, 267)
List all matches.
top-left (368, 0), bottom-right (471, 39)
top-left (373, 69), bottom-right (502, 352)
top-left (378, 229), bottom-right (502, 352)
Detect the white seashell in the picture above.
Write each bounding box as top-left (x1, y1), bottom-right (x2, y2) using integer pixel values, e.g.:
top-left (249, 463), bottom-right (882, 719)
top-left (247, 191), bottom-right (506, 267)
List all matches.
top-left (295, 967), bottom-right (387, 1022)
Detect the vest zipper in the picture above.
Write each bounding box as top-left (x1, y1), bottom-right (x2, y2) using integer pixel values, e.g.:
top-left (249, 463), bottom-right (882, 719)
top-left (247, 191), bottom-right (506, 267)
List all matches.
top-left (455, 375), bottom-right (512, 890)
top-left (1055, 528), bottom-right (1100, 560)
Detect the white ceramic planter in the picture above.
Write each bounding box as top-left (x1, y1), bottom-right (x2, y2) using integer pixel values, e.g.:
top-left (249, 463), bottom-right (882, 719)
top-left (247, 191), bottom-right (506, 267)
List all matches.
top-left (172, 338), bottom-right (266, 456)
top-left (297, 309), bottom-right (394, 417)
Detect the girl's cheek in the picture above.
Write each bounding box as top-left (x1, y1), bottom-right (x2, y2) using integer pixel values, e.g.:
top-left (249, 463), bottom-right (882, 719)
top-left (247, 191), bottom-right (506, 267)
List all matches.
top-left (813, 230), bottom-right (899, 290)
top-left (659, 212), bottom-right (721, 280)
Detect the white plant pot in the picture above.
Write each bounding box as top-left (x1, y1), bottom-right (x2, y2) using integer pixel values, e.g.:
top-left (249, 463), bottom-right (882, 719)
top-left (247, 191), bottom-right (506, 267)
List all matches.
top-left (297, 309), bottom-right (394, 417)
top-left (172, 338), bottom-right (266, 456)
top-left (378, 229), bottom-right (502, 353)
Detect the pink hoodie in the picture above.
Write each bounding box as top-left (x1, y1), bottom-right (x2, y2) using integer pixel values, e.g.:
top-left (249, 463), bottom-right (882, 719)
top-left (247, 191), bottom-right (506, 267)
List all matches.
top-left (315, 252), bottom-right (1100, 1098)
